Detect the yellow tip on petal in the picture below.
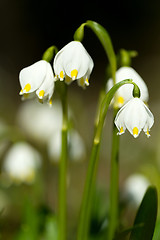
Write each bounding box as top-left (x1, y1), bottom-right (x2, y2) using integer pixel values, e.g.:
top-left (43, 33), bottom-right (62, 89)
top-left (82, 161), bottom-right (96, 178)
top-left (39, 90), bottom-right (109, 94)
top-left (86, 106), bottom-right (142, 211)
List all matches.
top-left (49, 99), bottom-right (52, 106)
top-left (71, 69), bottom-right (78, 80)
top-left (60, 71), bottom-right (64, 80)
top-left (117, 96), bottom-right (124, 105)
top-left (133, 127), bottom-right (139, 137)
top-left (39, 90), bottom-right (45, 98)
top-left (85, 78), bottom-right (89, 86)
top-left (19, 89), bottom-right (23, 95)
top-left (146, 128), bottom-right (150, 137)
top-left (120, 127), bottom-right (124, 134)
top-left (23, 83), bottom-right (31, 93)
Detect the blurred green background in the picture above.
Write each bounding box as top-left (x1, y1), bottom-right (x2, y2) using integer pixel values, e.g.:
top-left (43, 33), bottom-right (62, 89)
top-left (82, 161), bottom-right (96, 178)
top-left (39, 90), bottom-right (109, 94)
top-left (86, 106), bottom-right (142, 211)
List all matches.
top-left (0, 0), bottom-right (160, 239)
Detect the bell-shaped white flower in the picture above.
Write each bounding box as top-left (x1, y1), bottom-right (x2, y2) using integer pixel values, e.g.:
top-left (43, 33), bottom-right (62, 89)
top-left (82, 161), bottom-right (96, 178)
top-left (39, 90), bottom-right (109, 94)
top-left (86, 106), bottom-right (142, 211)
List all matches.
top-left (19, 60), bottom-right (55, 105)
top-left (53, 41), bottom-right (94, 88)
top-left (115, 97), bottom-right (154, 138)
top-left (2, 142), bottom-right (42, 184)
top-left (106, 67), bottom-right (149, 108)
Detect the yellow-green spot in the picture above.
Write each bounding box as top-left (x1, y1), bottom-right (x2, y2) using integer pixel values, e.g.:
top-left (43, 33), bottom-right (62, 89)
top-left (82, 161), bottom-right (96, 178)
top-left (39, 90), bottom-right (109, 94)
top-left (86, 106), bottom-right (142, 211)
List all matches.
top-left (147, 128), bottom-right (150, 136)
top-left (85, 78), bottom-right (89, 86)
top-left (120, 127), bottom-right (124, 134)
top-left (117, 96), bottom-right (124, 105)
top-left (133, 127), bottom-right (138, 136)
top-left (60, 70), bottom-right (64, 80)
top-left (71, 69), bottom-right (78, 80)
top-left (39, 90), bottom-right (45, 98)
top-left (24, 83), bottom-right (31, 93)
top-left (49, 99), bottom-right (52, 106)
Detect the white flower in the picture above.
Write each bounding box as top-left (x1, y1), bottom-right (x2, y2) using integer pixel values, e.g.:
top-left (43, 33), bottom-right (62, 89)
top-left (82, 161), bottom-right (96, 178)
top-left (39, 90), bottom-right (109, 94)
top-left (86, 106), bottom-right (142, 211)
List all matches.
top-left (123, 174), bottom-right (150, 207)
top-left (48, 129), bottom-right (86, 162)
top-left (106, 67), bottom-right (149, 108)
top-left (53, 41), bottom-right (94, 88)
top-left (2, 142), bottom-right (42, 184)
top-left (115, 98), bottom-right (154, 138)
top-left (19, 60), bottom-right (55, 106)
top-left (16, 100), bottom-right (62, 144)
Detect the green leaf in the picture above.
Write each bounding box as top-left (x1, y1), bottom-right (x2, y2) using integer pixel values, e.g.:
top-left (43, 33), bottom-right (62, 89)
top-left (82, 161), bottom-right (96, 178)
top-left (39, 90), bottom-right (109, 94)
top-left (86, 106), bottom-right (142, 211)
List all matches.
top-left (129, 186), bottom-right (158, 240)
top-left (152, 219), bottom-right (160, 240)
top-left (74, 20), bottom-right (116, 82)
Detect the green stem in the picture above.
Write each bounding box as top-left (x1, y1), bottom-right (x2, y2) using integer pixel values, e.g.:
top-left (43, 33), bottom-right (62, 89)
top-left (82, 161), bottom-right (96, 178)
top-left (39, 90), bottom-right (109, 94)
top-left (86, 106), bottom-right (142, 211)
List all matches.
top-left (77, 79), bottom-right (136, 240)
top-left (77, 119), bottom-right (103, 240)
top-left (108, 108), bottom-right (120, 240)
top-left (58, 83), bottom-right (68, 240)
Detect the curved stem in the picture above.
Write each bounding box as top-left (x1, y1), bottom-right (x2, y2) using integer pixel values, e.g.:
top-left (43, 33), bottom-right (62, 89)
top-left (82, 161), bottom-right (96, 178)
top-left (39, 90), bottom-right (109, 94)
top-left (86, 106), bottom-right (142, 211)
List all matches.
top-left (58, 83), bottom-right (68, 240)
top-left (77, 79), bottom-right (137, 240)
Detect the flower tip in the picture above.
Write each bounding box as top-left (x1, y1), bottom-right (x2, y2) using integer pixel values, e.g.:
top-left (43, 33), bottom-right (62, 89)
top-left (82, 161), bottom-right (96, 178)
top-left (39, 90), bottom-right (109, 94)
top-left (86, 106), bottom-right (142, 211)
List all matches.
top-left (132, 127), bottom-right (139, 138)
top-left (19, 89), bottom-right (23, 95)
top-left (117, 127), bottom-right (124, 136)
top-left (145, 129), bottom-right (151, 138)
top-left (85, 78), bottom-right (89, 86)
top-left (71, 69), bottom-right (78, 80)
top-left (49, 99), bottom-right (52, 107)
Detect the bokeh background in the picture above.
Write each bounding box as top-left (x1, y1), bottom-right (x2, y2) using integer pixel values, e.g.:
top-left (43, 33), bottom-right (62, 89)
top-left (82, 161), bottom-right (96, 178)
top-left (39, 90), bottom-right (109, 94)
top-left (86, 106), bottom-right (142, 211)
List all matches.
top-left (0, 0), bottom-right (160, 239)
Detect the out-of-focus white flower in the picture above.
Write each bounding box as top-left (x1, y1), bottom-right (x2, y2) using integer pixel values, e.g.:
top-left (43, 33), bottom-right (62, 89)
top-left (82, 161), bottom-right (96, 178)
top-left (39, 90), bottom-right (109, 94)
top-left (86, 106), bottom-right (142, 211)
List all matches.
top-left (53, 41), bottom-right (94, 88)
top-left (48, 129), bottom-right (86, 162)
top-left (2, 142), bottom-right (42, 184)
top-left (16, 100), bottom-right (62, 144)
top-left (115, 98), bottom-right (154, 138)
top-left (19, 60), bottom-right (55, 106)
top-left (106, 67), bottom-right (149, 108)
top-left (123, 174), bottom-right (150, 207)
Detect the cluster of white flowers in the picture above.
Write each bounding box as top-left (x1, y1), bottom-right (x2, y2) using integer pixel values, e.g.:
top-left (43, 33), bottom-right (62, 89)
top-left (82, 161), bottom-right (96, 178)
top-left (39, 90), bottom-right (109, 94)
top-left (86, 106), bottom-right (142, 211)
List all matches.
top-left (106, 67), bottom-right (154, 138)
top-left (19, 41), bottom-right (154, 139)
top-left (19, 41), bottom-right (94, 105)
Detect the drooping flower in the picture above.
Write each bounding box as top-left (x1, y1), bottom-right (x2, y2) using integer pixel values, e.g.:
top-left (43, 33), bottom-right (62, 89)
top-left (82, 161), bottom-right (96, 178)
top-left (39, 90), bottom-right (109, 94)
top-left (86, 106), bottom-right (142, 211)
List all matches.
top-left (2, 142), bottom-right (42, 184)
top-left (106, 67), bottom-right (149, 108)
top-left (19, 60), bottom-right (55, 106)
top-left (114, 97), bottom-right (154, 138)
top-left (53, 41), bottom-right (94, 88)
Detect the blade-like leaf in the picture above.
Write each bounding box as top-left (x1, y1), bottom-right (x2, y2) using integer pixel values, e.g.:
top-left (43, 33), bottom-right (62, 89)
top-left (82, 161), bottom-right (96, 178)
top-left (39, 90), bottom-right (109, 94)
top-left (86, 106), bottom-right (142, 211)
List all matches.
top-left (152, 219), bottom-right (160, 240)
top-left (129, 186), bottom-right (157, 240)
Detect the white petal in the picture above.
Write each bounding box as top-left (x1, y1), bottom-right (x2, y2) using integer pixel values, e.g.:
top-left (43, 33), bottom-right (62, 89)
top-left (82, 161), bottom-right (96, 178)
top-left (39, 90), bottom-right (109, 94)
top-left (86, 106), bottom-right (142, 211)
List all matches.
top-left (19, 60), bottom-right (48, 93)
top-left (36, 62), bottom-right (55, 101)
top-left (107, 67), bottom-right (149, 106)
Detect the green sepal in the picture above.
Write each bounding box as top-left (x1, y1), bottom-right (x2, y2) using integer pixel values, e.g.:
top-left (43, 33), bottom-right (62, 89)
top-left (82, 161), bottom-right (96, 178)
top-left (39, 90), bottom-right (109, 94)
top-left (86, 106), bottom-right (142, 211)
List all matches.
top-left (129, 186), bottom-right (158, 240)
top-left (132, 83), bottom-right (141, 98)
top-left (74, 20), bottom-right (116, 83)
top-left (117, 49), bottom-right (138, 67)
top-left (42, 45), bottom-right (58, 63)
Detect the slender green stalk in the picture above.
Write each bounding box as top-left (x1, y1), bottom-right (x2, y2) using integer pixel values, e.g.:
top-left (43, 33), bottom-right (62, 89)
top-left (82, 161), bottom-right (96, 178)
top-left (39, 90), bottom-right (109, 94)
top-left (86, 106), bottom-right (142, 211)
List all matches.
top-left (107, 108), bottom-right (120, 240)
top-left (77, 118), bottom-right (103, 240)
top-left (58, 83), bottom-right (68, 240)
top-left (77, 79), bottom-right (136, 240)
